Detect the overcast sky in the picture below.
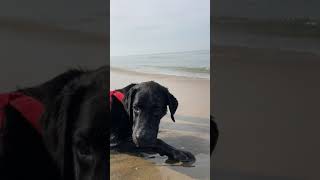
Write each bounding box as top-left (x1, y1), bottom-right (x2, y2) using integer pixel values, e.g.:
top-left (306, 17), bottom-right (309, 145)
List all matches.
top-left (111, 0), bottom-right (210, 56)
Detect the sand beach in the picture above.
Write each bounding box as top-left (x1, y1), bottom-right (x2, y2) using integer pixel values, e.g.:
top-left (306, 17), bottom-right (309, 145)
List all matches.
top-left (110, 68), bottom-right (211, 179)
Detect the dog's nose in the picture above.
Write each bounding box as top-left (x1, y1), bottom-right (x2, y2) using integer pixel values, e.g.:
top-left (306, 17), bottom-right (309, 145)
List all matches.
top-left (133, 133), bottom-right (144, 147)
top-left (134, 132), bottom-right (156, 147)
top-left (135, 134), bottom-right (140, 141)
top-left (135, 133), bottom-right (148, 143)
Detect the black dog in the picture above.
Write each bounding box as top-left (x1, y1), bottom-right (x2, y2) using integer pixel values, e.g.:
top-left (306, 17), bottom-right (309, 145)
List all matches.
top-left (0, 66), bottom-right (108, 180)
top-left (110, 81), bottom-right (196, 164)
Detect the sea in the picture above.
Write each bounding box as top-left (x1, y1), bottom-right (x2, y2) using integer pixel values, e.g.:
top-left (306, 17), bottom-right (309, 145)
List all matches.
top-left (111, 50), bottom-right (210, 79)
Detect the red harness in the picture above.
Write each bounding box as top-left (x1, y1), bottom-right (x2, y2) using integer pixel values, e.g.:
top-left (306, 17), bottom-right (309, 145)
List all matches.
top-left (0, 92), bottom-right (44, 135)
top-left (109, 90), bottom-right (124, 105)
top-left (0, 90), bottom-right (124, 135)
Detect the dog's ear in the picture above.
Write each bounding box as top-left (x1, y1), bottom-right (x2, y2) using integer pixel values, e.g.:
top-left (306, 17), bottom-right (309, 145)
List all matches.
top-left (166, 90), bottom-right (178, 122)
top-left (123, 85), bottom-right (137, 121)
top-left (122, 83), bottom-right (138, 94)
top-left (40, 81), bottom-right (86, 178)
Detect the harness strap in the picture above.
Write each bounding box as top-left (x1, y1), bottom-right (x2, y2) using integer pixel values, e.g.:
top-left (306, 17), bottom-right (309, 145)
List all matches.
top-left (0, 90), bottom-right (124, 135)
top-left (0, 92), bottom-right (44, 135)
top-left (109, 90), bottom-right (124, 106)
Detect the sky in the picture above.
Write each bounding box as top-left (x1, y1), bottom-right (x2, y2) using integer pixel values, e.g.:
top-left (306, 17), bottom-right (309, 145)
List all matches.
top-left (111, 0), bottom-right (210, 56)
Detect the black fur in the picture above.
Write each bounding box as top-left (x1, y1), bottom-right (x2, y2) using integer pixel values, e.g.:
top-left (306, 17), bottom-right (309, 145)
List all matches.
top-left (0, 66), bottom-right (108, 180)
top-left (110, 81), bottom-right (196, 164)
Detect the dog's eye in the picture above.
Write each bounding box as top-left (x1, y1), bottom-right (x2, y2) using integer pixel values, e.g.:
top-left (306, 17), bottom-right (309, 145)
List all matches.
top-left (76, 141), bottom-right (92, 157)
top-left (133, 106), bottom-right (141, 113)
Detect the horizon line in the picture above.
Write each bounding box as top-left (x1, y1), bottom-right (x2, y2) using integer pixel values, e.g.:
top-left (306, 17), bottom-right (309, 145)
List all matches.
top-left (111, 49), bottom-right (210, 57)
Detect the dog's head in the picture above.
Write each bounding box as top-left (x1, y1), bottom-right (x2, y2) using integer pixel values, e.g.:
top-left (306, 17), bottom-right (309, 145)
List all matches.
top-left (123, 81), bottom-right (178, 147)
top-left (40, 67), bottom-right (108, 180)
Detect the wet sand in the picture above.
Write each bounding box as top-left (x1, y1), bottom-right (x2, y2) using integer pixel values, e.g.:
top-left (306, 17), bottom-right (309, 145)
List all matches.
top-left (111, 68), bottom-right (211, 179)
top-left (110, 153), bottom-right (194, 180)
top-left (212, 46), bottom-right (320, 180)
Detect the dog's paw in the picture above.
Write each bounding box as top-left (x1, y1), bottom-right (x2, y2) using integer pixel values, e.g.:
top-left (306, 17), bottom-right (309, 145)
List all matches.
top-left (167, 149), bottom-right (196, 165)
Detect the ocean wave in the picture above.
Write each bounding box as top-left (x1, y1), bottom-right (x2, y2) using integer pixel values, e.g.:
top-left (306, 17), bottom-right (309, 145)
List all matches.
top-left (143, 65), bottom-right (210, 74)
top-left (111, 50), bottom-right (210, 79)
top-left (111, 66), bottom-right (210, 79)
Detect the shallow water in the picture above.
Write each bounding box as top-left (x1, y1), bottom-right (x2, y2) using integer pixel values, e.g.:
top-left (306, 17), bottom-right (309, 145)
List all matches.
top-left (110, 115), bottom-right (210, 180)
top-left (111, 153), bottom-right (194, 180)
top-left (110, 50), bottom-right (210, 79)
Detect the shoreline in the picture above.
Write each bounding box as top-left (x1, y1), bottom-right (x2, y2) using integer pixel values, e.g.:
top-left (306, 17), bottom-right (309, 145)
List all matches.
top-left (110, 66), bottom-right (210, 81)
top-left (111, 67), bottom-right (210, 118)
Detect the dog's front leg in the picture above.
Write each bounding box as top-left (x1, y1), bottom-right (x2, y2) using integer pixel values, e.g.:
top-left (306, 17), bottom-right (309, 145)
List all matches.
top-left (152, 139), bottom-right (196, 164)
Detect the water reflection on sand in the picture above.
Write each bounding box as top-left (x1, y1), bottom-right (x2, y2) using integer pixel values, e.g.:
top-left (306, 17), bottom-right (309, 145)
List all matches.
top-left (110, 116), bottom-right (210, 180)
